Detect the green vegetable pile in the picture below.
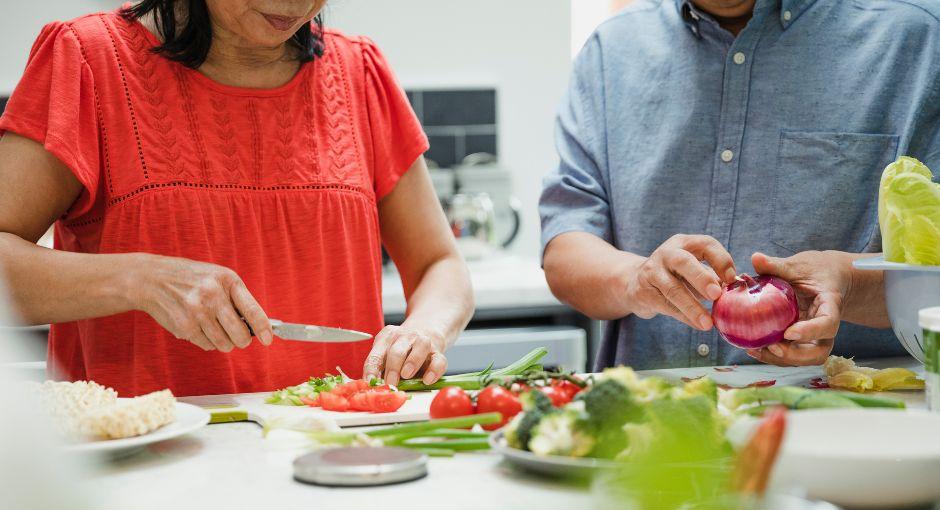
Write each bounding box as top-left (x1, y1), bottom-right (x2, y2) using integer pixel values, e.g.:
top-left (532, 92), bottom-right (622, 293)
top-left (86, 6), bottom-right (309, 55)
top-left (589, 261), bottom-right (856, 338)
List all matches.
top-left (880, 156), bottom-right (940, 265)
top-left (265, 375), bottom-right (345, 406)
top-left (267, 413), bottom-right (500, 457)
top-left (503, 367), bottom-right (731, 462)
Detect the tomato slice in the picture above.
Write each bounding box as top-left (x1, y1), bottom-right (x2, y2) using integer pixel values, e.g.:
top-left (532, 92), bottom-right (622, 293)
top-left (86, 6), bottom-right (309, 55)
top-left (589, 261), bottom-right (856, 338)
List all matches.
top-left (332, 381), bottom-right (362, 398)
top-left (349, 392), bottom-right (371, 412)
top-left (367, 390), bottom-right (408, 413)
top-left (354, 379), bottom-right (371, 392)
top-left (319, 392), bottom-right (350, 412)
top-left (299, 395), bottom-right (319, 407)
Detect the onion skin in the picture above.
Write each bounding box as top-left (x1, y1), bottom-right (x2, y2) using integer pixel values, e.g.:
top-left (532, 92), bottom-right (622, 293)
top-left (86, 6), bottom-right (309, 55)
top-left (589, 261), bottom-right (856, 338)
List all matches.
top-left (712, 274), bottom-right (799, 350)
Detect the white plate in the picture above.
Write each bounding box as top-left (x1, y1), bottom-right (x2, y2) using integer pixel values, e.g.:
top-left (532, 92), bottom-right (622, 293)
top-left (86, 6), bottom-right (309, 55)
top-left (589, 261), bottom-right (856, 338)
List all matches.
top-left (488, 430), bottom-right (621, 478)
top-left (64, 402), bottom-right (209, 457)
top-left (768, 409), bottom-right (940, 508)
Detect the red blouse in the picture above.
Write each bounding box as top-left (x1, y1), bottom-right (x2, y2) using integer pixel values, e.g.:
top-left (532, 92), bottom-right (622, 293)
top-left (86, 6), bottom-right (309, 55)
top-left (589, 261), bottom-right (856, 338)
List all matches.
top-left (0, 10), bottom-right (428, 396)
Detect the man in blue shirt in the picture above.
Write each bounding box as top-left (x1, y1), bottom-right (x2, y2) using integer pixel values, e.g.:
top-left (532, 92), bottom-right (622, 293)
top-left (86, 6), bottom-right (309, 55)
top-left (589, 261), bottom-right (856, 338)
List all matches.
top-left (540, 0), bottom-right (939, 370)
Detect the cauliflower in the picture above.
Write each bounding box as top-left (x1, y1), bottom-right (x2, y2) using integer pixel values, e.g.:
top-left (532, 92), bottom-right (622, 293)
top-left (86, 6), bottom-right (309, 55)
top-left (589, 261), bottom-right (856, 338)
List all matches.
top-left (528, 410), bottom-right (595, 458)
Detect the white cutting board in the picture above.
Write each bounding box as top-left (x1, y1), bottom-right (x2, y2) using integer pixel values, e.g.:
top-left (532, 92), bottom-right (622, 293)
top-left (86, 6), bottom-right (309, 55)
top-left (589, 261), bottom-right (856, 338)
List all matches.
top-left (179, 391), bottom-right (435, 428)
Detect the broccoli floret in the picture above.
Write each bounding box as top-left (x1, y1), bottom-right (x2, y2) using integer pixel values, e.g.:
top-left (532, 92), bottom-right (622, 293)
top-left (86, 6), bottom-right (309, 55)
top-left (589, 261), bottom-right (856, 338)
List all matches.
top-left (528, 408), bottom-right (595, 457)
top-left (600, 367), bottom-right (673, 402)
top-left (577, 379), bottom-right (641, 426)
top-left (504, 389), bottom-right (555, 450)
top-left (672, 376), bottom-right (718, 405)
top-left (520, 388), bottom-right (553, 413)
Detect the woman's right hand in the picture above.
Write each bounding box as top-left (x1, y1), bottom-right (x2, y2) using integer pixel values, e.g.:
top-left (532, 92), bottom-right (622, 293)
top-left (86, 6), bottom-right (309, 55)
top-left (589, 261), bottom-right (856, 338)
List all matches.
top-left (625, 234), bottom-right (737, 331)
top-left (132, 254), bottom-right (273, 352)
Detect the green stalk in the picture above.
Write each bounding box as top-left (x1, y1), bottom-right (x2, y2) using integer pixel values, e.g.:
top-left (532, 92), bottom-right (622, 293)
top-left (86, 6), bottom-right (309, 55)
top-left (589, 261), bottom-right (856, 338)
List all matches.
top-left (396, 348), bottom-right (548, 391)
top-left (397, 437), bottom-right (491, 451)
top-left (406, 447), bottom-right (455, 457)
top-left (833, 391), bottom-right (906, 409)
top-left (365, 413), bottom-right (501, 438)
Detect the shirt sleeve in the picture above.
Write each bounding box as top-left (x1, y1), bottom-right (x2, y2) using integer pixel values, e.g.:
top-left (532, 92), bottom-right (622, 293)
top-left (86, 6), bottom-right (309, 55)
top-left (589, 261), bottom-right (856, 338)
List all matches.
top-left (538, 34), bottom-right (612, 259)
top-left (359, 37), bottom-right (429, 201)
top-left (0, 22), bottom-right (100, 220)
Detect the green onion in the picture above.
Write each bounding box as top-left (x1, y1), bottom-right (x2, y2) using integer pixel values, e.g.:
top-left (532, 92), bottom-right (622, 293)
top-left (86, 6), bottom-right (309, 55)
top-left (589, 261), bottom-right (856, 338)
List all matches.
top-left (396, 347), bottom-right (548, 391)
top-left (396, 437), bottom-right (491, 451)
top-left (364, 413), bottom-right (501, 438)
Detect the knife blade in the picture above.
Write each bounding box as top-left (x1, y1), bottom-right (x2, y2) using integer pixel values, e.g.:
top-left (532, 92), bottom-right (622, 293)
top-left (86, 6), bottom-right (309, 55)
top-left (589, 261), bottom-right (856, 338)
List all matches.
top-left (244, 318), bottom-right (373, 343)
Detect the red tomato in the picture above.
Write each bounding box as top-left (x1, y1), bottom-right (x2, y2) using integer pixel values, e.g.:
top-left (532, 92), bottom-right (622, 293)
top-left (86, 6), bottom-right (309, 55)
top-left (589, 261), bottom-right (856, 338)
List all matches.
top-left (319, 392), bottom-right (350, 412)
top-left (349, 392), bottom-right (371, 412)
top-left (299, 395), bottom-right (319, 407)
top-left (538, 386), bottom-right (571, 407)
top-left (353, 379), bottom-right (371, 392)
top-left (430, 387), bottom-right (475, 419)
top-left (367, 390), bottom-right (408, 413)
top-left (332, 381), bottom-right (361, 398)
top-left (509, 383), bottom-right (531, 395)
top-left (476, 386), bottom-right (522, 430)
top-left (550, 379), bottom-right (583, 400)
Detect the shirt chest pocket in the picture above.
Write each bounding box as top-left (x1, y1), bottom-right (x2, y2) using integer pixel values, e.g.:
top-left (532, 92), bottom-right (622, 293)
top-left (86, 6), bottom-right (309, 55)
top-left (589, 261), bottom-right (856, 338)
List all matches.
top-left (772, 131), bottom-right (899, 254)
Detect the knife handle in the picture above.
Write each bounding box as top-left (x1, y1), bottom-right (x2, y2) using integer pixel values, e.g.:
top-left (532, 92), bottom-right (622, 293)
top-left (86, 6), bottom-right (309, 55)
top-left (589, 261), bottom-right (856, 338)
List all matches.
top-left (241, 317), bottom-right (280, 337)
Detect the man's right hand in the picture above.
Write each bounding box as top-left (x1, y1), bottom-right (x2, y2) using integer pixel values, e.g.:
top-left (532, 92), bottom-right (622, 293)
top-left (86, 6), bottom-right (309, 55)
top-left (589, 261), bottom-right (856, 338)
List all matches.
top-left (625, 234), bottom-right (737, 330)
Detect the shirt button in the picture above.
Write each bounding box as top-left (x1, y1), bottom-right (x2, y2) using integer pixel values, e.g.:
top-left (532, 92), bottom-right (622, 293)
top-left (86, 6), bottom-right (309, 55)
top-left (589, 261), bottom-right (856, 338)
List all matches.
top-left (732, 52), bottom-right (746, 65)
top-left (783, 10), bottom-right (792, 21)
top-left (697, 343), bottom-right (711, 357)
top-left (720, 149), bottom-right (734, 162)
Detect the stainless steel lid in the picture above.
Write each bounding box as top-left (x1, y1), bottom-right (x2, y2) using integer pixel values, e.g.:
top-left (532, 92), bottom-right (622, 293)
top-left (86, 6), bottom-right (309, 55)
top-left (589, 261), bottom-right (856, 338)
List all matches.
top-left (293, 447), bottom-right (428, 487)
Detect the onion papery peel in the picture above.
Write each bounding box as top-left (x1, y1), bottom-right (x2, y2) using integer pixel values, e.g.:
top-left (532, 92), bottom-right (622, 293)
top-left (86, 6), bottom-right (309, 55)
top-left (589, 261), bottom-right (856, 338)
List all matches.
top-left (823, 356), bottom-right (924, 392)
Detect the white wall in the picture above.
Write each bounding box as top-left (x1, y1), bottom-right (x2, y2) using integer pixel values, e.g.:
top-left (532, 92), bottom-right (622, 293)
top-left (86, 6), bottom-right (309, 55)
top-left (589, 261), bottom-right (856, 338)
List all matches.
top-left (328, 0), bottom-right (572, 257)
top-left (0, 1), bottom-right (122, 94)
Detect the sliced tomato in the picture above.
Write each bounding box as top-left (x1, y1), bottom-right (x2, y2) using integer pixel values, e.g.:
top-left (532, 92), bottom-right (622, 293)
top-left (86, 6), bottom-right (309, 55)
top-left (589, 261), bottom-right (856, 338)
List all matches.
top-left (299, 395), bottom-right (319, 407)
top-left (332, 381), bottom-right (362, 398)
top-left (319, 392), bottom-right (350, 412)
top-left (354, 379), bottom-right (371, 392)
top-left (372, 384), bottom-right (391, 391)
top-left (349, 392), bottom-right (372, 412)
top-left (367, 390), bottom-right (408, 413)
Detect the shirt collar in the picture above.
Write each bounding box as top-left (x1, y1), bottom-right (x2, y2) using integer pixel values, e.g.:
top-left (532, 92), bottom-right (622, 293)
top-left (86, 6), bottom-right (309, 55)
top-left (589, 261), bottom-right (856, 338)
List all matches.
top-left (675, 0), bottom-right (819, 35)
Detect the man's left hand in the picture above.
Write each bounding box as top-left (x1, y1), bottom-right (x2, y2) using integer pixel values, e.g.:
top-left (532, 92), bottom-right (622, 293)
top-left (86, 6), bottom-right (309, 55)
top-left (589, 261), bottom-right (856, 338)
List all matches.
top-left (745, 251), bottom-right (854, 366)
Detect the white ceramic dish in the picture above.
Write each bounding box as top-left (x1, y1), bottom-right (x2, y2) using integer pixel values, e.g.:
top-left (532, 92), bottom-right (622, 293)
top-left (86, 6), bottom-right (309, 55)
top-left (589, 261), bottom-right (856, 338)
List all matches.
top-left (767, 409), bottom-right (940, 508)
top-left (64, 401), bottom-right (209, 457)
top-left (854, 256), bottom-right (940, 363)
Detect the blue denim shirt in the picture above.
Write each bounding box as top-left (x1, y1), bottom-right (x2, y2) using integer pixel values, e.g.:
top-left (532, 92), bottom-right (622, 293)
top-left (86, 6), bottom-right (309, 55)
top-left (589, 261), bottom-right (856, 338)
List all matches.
top-left (540, 0), bottom-right (940, 370)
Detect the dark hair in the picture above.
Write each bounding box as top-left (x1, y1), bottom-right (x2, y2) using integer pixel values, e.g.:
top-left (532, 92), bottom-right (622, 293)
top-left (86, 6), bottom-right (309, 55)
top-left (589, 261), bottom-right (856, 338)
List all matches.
top-left (121, 1), bottom-right (324, 68)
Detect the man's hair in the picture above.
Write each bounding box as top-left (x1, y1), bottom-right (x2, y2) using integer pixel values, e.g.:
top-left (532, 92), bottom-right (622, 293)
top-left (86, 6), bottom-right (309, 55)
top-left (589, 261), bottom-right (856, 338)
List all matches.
top-left (121, 0), bottom-right (325, 68)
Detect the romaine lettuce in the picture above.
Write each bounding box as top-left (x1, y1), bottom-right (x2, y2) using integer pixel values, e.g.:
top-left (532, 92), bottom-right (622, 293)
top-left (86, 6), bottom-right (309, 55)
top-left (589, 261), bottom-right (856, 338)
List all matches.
top-left (879, 156), bottom-right (940, 265)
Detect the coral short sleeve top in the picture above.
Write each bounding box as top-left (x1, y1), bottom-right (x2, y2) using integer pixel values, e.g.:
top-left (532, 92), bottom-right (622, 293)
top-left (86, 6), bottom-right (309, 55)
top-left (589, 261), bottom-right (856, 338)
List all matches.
top-left (0, 10), bottom-right (428, 396)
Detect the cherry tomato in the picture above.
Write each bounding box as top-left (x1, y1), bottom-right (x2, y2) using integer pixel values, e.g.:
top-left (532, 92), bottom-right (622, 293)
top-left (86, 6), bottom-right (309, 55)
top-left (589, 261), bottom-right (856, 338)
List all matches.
top-left (430, 386), bottom-right (475, 419)
top-left (476, 386), bottom-right (522, 430)
top-left (538, 386), bottom-right (571, 407)
top-left (349, 392), bottom-right (371, 412)
top-left (319, 392), bottom-right (350, 412)
top-left (509, 382), bottom-right (531, 395)
top-left (551, 379), bottom-right (584, 400)
top-left (367, 390), bottom-right (408, 413)
top-left (299, 395), bottom-right (319, 407)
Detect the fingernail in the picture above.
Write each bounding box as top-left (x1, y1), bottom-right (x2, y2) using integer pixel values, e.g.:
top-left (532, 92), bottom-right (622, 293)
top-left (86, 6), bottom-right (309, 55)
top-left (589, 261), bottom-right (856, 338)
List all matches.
top-left (262, 330), bottom-right (273, 345)
top-left (402, 363), bottom-right (415, 378)
top-left (706, 284), bottom-right (722, 300)
top-left (726, 269), bottom-right (737, 282)
top-left (787, 331), bottom-right (802, 341)
top-left (769, 344), bottom-right (784, 357)
top-left (423, 372), bottom-right (437, 385)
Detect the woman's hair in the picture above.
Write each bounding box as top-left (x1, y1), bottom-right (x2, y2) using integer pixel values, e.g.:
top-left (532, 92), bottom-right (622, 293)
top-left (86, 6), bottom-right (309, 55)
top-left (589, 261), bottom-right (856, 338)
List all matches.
top-left (121, 1), bottom-right (325, 68)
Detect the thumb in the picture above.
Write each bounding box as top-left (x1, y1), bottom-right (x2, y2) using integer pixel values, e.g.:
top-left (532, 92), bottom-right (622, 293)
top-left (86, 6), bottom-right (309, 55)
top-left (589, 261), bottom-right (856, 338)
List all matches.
top-left (751, 252), bottom-right (788, 278)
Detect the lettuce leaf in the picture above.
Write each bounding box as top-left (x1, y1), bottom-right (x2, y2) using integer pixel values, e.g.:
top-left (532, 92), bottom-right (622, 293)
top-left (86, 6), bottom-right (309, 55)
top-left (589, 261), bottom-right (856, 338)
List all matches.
top-left (879, 156), bottom-right (940, 265)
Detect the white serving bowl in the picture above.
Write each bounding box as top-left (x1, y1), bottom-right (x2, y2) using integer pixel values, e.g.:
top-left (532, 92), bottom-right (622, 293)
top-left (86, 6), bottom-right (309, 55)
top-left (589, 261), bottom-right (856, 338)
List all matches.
top-left (854, 256), bottom-right (940, 363)
top-left (767, 409), bottom-right (940, 508)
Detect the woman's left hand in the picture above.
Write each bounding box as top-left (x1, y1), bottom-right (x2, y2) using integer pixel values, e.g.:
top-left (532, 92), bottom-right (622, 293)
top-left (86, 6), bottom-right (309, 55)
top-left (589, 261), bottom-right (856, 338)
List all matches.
top-left (363, 324), bottom-right (448, 387)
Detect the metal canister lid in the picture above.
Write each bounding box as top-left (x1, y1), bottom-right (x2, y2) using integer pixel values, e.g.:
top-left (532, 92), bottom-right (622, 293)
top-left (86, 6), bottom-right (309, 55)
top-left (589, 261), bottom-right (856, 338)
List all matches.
top-left (919, 307), bottom-right (940, 332)
top-left (293, 447), bottom-right (428, 487)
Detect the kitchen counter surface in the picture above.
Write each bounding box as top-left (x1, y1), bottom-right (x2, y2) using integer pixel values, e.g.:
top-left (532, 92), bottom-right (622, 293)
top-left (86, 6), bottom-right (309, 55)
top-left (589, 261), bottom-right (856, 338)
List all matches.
top-left (86, 357), bottom-right (926, 510)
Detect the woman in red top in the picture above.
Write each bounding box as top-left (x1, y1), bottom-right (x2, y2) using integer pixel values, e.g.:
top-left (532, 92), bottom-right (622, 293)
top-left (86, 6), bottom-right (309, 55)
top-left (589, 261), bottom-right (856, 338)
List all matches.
top-left (0, 0), bottom-right (473, 396)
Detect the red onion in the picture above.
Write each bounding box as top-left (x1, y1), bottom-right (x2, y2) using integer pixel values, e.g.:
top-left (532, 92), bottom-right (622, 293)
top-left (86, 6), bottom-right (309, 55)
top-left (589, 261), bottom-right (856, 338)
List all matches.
top-left (711, 274), bottom-right (799, 350)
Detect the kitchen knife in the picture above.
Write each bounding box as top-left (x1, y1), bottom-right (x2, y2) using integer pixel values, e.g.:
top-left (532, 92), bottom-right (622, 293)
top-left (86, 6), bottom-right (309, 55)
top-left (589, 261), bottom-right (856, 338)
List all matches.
top-left (244, 318), bottom-right (372, 343)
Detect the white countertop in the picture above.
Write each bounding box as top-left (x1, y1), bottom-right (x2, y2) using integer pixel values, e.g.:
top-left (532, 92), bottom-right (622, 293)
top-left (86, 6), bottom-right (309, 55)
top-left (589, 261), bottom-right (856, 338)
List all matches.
top-left (83, 357), bottom-right (926, 510)
top-left (382, 253), bottom-right (561, 316)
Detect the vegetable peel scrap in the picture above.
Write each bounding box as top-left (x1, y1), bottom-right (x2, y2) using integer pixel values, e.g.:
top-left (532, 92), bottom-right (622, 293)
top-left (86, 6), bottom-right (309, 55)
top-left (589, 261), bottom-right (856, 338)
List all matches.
top-left (823, 356), bottom-right (924, 392)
